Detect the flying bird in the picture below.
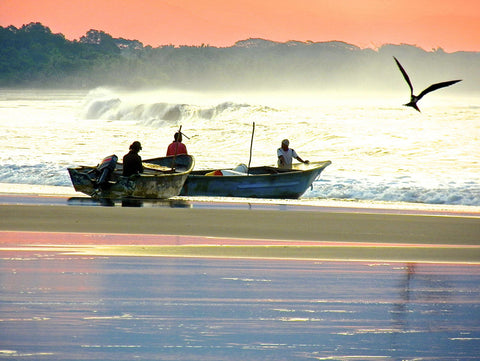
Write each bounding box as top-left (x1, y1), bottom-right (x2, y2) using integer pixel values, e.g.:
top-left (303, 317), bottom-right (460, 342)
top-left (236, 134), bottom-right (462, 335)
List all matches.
top-left (393, 56), bottom-right (461, 112)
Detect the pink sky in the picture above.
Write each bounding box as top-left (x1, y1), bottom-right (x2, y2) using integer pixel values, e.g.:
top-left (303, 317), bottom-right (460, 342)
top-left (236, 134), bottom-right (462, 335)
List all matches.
top-left (1, 0), bottom-right (479, 52)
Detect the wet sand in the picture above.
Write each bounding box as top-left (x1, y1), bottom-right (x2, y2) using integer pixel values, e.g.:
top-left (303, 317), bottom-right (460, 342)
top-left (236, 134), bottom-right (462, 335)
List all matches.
top-left (1, 198), bottom-right (479, 263)
top-left (3, 256), bottom-right (479, 360)
top-left (1, 196), bottom-right (480, 360)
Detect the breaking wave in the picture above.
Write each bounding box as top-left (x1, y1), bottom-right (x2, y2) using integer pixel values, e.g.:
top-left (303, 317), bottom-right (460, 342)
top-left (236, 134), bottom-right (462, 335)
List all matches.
top-left (81, 89), bottom-right (271, 124)
top-left (309, 175), bottom-right (480, 206)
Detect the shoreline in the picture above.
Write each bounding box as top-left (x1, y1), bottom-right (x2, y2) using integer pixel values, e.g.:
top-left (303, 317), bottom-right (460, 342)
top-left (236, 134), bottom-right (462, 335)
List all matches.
top-left (1, 184), bottom-right (479, 264)
top-left (1, 182), bottom-right (480, 216)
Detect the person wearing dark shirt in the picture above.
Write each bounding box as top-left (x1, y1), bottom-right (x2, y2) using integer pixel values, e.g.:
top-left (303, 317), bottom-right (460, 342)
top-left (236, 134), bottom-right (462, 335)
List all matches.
top-left (122, 141), bottom-right (144, 176)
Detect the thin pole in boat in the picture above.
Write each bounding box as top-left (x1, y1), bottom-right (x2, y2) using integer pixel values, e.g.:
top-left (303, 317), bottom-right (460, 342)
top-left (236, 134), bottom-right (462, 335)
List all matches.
top-left (171, 124), bottom-right (182, 171)
top-left (180, 129), bottom-right (190, 140)
top-left (247, 122), bottom-right (255, 175)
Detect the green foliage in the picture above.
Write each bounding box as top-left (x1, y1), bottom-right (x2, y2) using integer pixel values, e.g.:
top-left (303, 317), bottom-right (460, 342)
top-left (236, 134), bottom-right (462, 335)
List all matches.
top-left (0, 23), bottom-right (128, 87)
top-left (0, 22), bottom-right (478, 92)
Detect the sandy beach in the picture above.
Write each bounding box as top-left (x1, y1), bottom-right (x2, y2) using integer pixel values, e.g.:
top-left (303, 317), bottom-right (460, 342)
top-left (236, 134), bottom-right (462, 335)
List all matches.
top-left (1, 192), bottom-right (479, 263)
top-left (2, 194), bottom-right (480, 360)
top-left (1, 202), bottom-right (479, 243)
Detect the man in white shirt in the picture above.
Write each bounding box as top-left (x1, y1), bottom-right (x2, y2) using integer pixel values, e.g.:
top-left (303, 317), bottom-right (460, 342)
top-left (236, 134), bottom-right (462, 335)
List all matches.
top-left (277, 139), bottom-right (309, 169)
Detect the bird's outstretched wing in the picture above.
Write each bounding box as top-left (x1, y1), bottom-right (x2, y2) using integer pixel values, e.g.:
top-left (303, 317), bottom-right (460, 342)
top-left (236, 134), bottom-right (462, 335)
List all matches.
top-left (393, 56), bottom-right (414, 95)
top-left (417, 80), bottom-right (462, 101)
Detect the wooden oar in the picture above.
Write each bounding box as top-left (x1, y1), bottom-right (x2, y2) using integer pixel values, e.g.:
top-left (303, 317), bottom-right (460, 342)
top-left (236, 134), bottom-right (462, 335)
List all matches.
top-left (171, 125), bottom-right (182, 171)
top-left (180, 129), bottom-right (190, 140)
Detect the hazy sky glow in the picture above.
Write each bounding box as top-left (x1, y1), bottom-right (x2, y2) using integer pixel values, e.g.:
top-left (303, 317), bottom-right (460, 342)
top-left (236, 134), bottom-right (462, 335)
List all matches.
top-left (1, 0), bottom-right (479, 52)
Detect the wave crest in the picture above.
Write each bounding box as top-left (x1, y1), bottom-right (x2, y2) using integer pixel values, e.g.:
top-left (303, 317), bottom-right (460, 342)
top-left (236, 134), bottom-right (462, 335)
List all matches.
top-left (82, 90), bottom-right (256, 123)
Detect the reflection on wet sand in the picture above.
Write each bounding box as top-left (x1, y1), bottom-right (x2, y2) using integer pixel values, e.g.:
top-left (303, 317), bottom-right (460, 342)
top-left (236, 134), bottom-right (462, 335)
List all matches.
top-left (67, 197), bottom-right (193, 208)
top-left (391, 263), bottom-right (415, 329)
top-left (1, 254), bottom-right (479, 361)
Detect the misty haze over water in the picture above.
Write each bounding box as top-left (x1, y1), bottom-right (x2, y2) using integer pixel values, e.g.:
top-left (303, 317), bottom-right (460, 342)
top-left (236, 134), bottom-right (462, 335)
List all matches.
top-left (1, 24), bottom-right (479, 94)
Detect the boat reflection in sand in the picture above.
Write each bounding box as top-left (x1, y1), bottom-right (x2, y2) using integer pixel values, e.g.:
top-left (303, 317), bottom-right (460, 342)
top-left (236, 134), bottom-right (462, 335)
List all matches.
top-left (67, 197), bottom-right (193, 208)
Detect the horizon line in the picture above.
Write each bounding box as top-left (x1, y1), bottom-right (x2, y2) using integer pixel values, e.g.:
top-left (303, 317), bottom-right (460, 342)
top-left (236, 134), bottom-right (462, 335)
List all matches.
top-left (3, 22), bottom-right (479, 54)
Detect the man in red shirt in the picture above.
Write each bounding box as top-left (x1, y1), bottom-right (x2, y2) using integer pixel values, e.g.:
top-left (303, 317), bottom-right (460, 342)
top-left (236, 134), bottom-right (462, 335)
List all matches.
top-left (166, 132), bottom-right (188, 156)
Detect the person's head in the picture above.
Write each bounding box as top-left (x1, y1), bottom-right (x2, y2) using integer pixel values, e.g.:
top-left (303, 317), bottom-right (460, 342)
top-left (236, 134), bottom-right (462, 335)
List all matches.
top-left (129, 141), bottom-right (142, 152)
top-left (174, 132), bottom-right (182, 142)
top-left (281, 139), bottom-right (289, 150)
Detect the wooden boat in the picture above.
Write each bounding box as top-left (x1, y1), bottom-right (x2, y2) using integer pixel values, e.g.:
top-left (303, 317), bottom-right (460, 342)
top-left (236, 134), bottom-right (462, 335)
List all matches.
top-left (67, 154), bottom-right (194, 199)
top-left (176, 160), bottom-right (331, 199)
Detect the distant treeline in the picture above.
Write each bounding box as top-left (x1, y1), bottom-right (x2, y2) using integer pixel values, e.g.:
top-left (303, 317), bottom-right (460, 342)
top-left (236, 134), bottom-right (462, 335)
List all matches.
top-left (1, 22), bottom-right (479, 92)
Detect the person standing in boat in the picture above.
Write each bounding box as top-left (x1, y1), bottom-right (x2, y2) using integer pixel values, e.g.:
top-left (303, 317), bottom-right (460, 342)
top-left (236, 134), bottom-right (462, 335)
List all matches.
top-left (166, 132), bottom-right (188, 156)
top-left (277, 139), bottom-right (309, 169)
top-left (123, 141), bottom-right (144, 176)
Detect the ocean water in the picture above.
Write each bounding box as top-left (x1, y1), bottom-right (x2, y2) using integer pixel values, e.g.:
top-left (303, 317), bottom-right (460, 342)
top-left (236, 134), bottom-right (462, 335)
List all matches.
top-left (0, 87), bottom-right (479, 207)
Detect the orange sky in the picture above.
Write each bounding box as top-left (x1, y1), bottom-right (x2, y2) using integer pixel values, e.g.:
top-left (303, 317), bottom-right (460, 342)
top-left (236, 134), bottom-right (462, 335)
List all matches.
top-left (1, 0), bottom-right (479, 52)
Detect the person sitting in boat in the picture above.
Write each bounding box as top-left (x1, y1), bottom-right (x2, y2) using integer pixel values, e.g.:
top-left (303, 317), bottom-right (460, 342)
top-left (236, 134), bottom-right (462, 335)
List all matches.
top-left (277, 139), bottom-right (309, 169)
top-left (166, 132), bottom-right (188, 156)
top-left (123, 141), bottom-right (144, 177)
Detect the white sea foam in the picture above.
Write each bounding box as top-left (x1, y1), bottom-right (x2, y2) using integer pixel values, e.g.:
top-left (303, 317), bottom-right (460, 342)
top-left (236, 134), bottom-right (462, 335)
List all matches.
top-left (1, 88), bottom-right (479, 207)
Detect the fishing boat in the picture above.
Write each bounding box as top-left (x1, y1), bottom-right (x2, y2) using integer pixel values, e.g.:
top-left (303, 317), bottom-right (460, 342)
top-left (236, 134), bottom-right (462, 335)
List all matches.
top-left (67, 154), bottom-right (195, 199)
top-left (176, 161), bottom-right (331, 199)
